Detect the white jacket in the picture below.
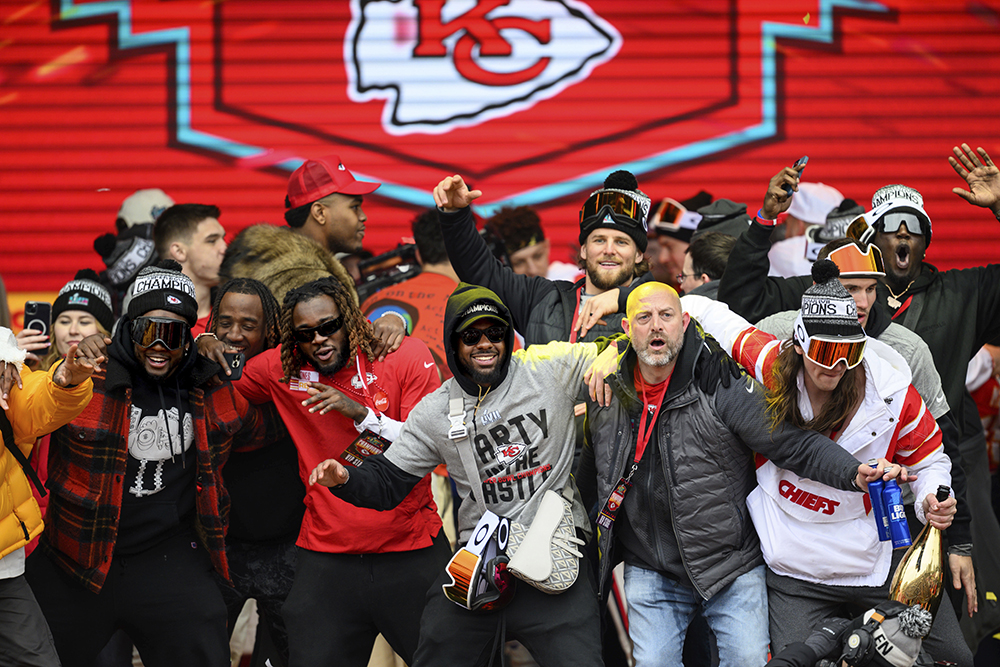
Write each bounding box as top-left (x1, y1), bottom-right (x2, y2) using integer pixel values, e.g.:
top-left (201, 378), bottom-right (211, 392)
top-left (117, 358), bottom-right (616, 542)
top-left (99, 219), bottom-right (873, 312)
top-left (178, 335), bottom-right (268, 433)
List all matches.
top-left (683, 296), bottom-right (951, 586)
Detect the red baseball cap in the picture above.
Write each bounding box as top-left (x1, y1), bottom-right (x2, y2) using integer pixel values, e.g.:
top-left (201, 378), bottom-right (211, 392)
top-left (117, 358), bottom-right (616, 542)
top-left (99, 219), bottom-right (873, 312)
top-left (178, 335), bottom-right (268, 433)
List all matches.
top-left (286, 155), bottom-right (380, 208)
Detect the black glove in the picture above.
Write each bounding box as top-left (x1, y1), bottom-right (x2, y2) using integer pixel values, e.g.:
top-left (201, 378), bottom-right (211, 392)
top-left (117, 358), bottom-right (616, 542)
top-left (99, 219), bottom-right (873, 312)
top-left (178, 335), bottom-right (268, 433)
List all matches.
top-left (695, 330), bottom-right (744, 394)
top-left (803, 616), bottom-right (852, 661)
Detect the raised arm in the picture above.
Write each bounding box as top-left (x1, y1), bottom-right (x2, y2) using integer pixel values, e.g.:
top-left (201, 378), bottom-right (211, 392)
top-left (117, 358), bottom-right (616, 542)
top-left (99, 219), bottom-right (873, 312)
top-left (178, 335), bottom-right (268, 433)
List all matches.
top-left (716, 166), bottom-right (812, 322)
top-left (948, 143), bottom-right (1000, 219)
top-left (433, 175), bottom-right (557, 333)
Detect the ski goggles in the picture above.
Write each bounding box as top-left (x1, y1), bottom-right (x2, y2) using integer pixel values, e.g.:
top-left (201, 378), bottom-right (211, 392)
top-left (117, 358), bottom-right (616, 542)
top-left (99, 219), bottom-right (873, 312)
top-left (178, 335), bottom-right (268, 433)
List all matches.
top-left (793, 313), bottom-right (866, 370)
top-left (875, 210), bottom-right (928, 236)
top-left (130, 317), bottom-right (189, 351)
top-left (803, 336), bottom-right (866, 370)
top-left (579, 189), bottom-right (650, 231)
top-left (292, 315), bottom-right (344, 343)
top-left (827, 243), bottom-right (885, 277)
top-left (459, 325), bottom-right (507, 346)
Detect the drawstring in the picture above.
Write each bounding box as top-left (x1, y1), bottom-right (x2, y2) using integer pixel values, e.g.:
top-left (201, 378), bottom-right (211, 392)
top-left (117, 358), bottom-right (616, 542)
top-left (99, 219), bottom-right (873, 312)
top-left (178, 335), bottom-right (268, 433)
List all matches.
top-left (473, 384), bottom-right (492, 423)
top-left (175, 379), bottom-right (185, 469)
top-left (487, 610), bottom-right (507, 667)
top-left (155, 380), bottom-right (186, 468)
top-left (156, 383), bottom-right (176, 464)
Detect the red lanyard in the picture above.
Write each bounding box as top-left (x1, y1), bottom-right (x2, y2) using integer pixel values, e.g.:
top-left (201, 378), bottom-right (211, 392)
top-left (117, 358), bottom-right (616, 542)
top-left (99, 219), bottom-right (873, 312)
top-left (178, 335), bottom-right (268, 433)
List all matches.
top-left (633, 366), bottom-right (669, 464)
top-left (568, 287), bottom-right (584, 343)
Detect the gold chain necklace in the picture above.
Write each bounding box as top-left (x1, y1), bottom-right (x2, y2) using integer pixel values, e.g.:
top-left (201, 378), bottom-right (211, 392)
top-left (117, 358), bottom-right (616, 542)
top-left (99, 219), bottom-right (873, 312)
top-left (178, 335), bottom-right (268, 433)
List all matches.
top-left (886, 279), bottom-right (915, 309)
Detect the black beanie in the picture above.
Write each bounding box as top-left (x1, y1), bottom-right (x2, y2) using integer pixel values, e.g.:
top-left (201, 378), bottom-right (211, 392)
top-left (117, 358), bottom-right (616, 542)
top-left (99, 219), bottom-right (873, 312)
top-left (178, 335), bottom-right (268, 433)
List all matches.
top-left (578, 170), bottom-right (650, 252)
top-left (124, 260), bottom-right (199, 326)
top-left (53, 269), bottom-right (115, 332)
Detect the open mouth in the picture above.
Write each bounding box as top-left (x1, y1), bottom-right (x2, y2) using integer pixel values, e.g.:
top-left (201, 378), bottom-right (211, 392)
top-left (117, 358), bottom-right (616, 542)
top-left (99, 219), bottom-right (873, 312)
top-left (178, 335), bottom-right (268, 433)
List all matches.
top-left (471, 351), bottom-right (497, 367)
top-left (145, 353), bottom-right (170, 370)
top-left (315, 346), bottom-right (335, 362)
top-left (647, 337), bottom-right (666, 351)
top-left (894, 244), bottom-right (910, 271)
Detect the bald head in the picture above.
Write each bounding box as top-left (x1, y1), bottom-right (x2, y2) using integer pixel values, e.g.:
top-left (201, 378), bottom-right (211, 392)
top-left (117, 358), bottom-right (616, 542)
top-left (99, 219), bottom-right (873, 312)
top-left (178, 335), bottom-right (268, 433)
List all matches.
top-left (624, 281), bottom-right (689, 383)
top-left (626, 282), bottom-right (682, 322)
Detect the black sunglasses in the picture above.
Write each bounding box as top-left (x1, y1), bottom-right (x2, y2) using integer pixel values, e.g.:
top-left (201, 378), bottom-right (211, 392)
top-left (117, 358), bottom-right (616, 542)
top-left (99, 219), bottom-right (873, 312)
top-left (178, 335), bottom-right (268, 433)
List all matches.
top-left (131, 317), bottom-right (189, 351)
top-left (460, 325), bottom-right (507, 346)
top-left (292, 316), bottom-right (344, 344)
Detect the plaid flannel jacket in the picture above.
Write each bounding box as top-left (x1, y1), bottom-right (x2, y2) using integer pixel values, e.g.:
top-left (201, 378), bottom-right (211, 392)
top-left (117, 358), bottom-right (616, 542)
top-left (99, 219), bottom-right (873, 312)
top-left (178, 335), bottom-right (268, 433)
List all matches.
top-left (39, 356), bottom-right (272, 594)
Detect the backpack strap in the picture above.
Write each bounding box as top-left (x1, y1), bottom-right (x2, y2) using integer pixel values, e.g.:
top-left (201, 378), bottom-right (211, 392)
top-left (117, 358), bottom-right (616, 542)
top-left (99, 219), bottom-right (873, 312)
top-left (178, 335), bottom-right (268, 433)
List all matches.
top-left (0, 410), bottom-right (47, 498)
top-left (448, 382), bottom-right (487, 515)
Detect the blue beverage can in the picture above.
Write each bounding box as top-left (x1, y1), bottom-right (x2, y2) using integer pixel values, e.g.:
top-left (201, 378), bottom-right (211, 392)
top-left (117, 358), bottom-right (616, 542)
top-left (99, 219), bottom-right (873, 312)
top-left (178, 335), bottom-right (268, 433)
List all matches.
top-left (883, 479), bottom-right (912, 549)
top-left (867, 459), bottom-right (890, 542)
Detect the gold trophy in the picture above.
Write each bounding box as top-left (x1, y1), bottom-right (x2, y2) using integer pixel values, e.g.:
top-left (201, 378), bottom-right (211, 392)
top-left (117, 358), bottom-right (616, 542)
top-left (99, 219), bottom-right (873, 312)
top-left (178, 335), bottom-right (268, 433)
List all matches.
top-left (888, 485), bottom-right (950, 615)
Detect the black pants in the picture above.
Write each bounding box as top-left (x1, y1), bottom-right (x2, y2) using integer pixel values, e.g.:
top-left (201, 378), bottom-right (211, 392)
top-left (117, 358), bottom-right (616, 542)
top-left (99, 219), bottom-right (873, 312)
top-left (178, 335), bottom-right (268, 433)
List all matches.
top-left (0, 573), bottom-right (60, 667)
top-left (283, 530), bottom-right (451, 667)
top-left (26, 532), bottom-right (230, 667)
top-left (217, 537), bottom-right (297, 667)
top-left (414, 549), bottom-right (605, 667)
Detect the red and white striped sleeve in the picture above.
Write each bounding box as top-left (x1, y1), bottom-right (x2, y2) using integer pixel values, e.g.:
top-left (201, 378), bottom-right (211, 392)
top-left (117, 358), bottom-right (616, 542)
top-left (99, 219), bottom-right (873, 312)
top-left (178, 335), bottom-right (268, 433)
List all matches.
top-left (683, 295), bottom-right (783, 388)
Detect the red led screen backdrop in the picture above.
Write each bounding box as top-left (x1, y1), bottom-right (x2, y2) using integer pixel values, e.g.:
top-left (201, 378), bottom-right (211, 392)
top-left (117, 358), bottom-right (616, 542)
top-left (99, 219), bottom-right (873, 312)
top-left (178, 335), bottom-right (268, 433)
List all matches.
top-left (1, 0), bottom-right (998, 297)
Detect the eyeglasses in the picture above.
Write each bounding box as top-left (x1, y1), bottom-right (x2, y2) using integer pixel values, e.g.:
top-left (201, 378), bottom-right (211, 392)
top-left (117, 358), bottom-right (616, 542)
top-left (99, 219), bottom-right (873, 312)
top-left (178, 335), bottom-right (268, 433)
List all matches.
top-left (459, 326), bottom-right (507, 346)
top-left (803, 337), bottom-right (867, 370)
top-left (131, 317), bottom-right (189, 351)
top-left (292, 315), bottom-right (344, 343)
top-left (579, 189), bottom-right (650, 232)
top-left (676, 273), bottom-right (697, 283)
top-left (827, 243), bottom-right (885, 277)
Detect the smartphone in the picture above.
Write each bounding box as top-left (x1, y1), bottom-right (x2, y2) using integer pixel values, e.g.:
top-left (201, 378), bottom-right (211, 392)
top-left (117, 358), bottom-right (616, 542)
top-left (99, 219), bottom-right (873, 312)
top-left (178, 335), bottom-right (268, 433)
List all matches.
top-left (23, 301), bottom-right (52, 356)
top-left (217, 351), bottom-right (244, 381)
top-left (783, 155), bottom-right (809, 195)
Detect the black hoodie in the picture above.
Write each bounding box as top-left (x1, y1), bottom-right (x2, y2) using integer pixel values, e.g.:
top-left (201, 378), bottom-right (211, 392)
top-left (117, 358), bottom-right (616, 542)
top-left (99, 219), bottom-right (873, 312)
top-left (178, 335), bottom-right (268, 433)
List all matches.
top-left (443, 282), bottom-right (517, 397)
top-left (108, 316), bottom-right (210, 554)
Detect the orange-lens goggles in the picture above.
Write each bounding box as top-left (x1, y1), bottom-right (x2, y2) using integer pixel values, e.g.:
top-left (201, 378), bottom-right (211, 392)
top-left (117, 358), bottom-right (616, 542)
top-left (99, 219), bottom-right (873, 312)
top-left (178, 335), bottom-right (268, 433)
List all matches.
top-left (844, 214), bottom-right (874, 245)
top-left (580, 190), bottom-right (648, 230)
top-left (827, 243), bottom-right (885, 276)
top-left (805, 337), bottom-right (866, 370)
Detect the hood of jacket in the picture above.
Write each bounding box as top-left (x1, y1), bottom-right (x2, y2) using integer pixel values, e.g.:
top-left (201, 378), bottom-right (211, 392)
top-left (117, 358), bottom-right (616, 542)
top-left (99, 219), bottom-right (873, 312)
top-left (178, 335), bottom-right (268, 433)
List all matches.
top-left (219, 223), bottom-right (357, 306)
top-left (444, 283), bottom-right (516, 396)
top-left (106, 314), bottom-right (220, 393)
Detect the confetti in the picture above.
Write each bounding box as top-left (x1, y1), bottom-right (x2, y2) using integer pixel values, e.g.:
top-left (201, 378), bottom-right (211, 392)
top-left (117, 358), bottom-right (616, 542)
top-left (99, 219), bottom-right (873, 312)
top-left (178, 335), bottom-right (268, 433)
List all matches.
top-left (804, 13), bottom-right (810, 25)
top-left (97, 188), bottom-right (110, 192)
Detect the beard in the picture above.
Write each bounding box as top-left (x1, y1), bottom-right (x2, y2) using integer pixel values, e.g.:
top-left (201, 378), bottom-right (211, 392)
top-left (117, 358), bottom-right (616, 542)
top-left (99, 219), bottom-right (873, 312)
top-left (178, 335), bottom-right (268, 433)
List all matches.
top-left (634, 333), bottom-right (682, 368)
top-left (308, 347), bottom-right (349, 377)
top-left (457, 356), bottom-right (504, 387)
top-left (586, 257), bottom-right (634, 291)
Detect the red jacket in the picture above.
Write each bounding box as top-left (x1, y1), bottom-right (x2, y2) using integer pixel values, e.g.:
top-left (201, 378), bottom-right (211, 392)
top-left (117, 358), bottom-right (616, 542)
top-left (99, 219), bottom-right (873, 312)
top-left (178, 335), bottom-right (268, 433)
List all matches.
top-left (40, 355), bottom-right (270, 594)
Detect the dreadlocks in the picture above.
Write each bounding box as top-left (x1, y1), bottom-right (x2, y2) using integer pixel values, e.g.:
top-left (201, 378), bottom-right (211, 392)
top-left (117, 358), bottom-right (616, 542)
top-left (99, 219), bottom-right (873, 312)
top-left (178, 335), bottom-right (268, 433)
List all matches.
top-left (207, 278), bottom-right (282, 351)
top-left (279, 276), bottom-right (374, 382)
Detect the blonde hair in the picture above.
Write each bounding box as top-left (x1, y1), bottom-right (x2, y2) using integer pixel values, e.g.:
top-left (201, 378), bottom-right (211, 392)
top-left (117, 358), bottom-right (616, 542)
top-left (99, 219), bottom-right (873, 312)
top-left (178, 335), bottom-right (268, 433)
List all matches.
top-left (39, 319), bottom-right (111, 371)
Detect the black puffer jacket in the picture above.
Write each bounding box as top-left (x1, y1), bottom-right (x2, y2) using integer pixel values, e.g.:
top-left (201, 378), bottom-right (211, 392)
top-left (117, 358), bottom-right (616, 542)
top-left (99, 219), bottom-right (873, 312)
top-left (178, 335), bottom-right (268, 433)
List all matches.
top-left (580, 322), bottom-right (862, 600)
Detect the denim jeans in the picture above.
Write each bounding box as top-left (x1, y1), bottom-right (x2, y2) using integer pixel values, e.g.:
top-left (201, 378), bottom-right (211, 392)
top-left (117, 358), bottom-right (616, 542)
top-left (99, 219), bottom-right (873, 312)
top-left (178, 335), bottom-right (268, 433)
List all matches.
top-left (624, 563), bottom-right (769, 667)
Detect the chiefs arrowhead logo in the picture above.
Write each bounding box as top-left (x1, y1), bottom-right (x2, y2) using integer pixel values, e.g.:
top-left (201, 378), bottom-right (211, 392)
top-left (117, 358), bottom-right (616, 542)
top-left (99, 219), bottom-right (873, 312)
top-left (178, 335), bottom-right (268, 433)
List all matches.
top-left (346, 0), bottom-right (620, 135)
top-left (52, 0), bottom-right (891, 209)
top-left (494, 442), bottom-right (529, 469)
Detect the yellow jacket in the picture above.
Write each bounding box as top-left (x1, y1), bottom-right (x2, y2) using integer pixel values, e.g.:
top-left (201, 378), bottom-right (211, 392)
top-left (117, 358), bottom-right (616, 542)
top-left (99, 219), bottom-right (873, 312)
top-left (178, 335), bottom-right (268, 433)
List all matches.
top-left (1, 363), bottom-right (92, 559)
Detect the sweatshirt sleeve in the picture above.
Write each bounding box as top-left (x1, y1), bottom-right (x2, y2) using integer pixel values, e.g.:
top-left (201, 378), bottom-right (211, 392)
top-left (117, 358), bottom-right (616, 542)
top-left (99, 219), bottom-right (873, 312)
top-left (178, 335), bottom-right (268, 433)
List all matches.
top-left (889, 385), bottom-right (951, 524)
top-left (717, 221), bottom-right (812, 323)
top-left (438, 206), bottom-right (557, 333)
top-left (331, 453), bottom-right (424, 511)
top-left (715, 375), bottom-right (861, 492)
top-left (232, 350), bottom-right (276, 404)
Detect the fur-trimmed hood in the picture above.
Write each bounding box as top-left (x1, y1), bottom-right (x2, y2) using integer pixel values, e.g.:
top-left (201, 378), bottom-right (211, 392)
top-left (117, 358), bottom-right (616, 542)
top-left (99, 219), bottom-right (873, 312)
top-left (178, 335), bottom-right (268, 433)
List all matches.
top-left (219, 223), bottom-right (357, 305)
